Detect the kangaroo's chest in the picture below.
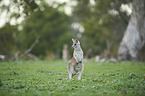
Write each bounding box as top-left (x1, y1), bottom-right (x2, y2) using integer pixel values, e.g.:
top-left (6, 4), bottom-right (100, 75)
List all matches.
top-left (74, 50), bottom-right (83, 62)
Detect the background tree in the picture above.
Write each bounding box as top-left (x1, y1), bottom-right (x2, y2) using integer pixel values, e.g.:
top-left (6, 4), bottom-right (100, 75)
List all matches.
top-left (0, 1), bottom-right (72, 60)
top-left (118, 0), bottom-right (145, 61)
top-left (0, 0), bottom-right (38, 19)
top-left (72, 0), bottom-right (131, 58)
top-left (17, 4), bottom-right (72, 59)
top-left (0, 0), bottom-right (39, 60)
top-left (0, 23), bottom-right (18, 59)
top-left (0, 0), bottom-right (144, 61)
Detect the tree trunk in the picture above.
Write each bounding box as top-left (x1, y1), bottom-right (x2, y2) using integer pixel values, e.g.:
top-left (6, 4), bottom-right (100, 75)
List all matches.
top-left (118, 0), bottom-right (145, 61)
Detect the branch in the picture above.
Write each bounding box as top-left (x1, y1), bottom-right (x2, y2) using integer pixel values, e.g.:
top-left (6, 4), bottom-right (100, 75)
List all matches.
top-left (23, 37), bottom-right (39, 55)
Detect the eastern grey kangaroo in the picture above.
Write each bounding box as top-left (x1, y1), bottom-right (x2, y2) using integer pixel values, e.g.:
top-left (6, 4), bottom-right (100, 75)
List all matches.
top-left (67, 39), bottom-right (84, 80)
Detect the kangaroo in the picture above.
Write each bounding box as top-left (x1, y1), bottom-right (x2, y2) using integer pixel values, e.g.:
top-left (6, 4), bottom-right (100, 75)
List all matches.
top-left (67, 38), bottom-right (84, 80)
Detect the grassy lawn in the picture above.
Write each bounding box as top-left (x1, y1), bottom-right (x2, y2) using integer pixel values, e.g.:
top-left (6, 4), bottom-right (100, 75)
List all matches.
top-left (0, 60), bottom-right (145, 96)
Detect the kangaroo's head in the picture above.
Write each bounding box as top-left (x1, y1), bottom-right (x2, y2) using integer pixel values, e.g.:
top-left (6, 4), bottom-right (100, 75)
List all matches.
top-left (72, 38), bottom-right (80, 48)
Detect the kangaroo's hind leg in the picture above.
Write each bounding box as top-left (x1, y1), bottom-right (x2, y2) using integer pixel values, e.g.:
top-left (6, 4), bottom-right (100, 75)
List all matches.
top-left (78, 63), bottom-right (84, 80)
top-left (78, 71), bottom-right (82, 80)
top-left (69, 73), bottom-right (72, 79)
top-left (67, 64), bottom-right (74, 80)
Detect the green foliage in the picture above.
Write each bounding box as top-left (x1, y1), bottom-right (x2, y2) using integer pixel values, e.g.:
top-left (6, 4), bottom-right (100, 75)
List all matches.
top-left (0, 0), bottom-right (38, 20)
top-left (17, 6), bottom-right (72, 57)
top-left (0, 60), bottom-right (145, 95)
top-left (0, 23), bottom-right (18, 57)
top-left (74, 0), bottom-right (131, 56)
top-left (0, 1), bottom-right (73, 59)
top-left (0, 0), bottom-right (135, 59)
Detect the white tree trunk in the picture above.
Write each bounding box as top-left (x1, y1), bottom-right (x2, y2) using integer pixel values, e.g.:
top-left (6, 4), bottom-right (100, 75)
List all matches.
top-left (118, 0), bottom-right (145, 61)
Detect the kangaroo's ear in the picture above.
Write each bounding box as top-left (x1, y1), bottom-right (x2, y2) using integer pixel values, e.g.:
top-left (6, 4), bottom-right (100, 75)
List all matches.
top-left (72, 38), bottom-right (75, 43)
top-left (77, 40), bottom-right (80, 44)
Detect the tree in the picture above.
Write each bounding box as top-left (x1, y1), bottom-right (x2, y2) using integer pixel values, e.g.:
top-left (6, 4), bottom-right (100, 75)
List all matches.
top-left (0, 1), bottom-right (73, 60)
top-left (0, 0), bottom-right (38, 19)
top-left (0, 23), bottom-right (18, 59)
top-left (72, 0), bottom-right (131, 57)
top-left (118, 0), bottom-right (145, 61)
top-left (17, 5), bottom-right (72, 59)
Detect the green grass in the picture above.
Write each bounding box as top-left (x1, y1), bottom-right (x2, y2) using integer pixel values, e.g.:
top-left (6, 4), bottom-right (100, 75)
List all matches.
top-left (0, 60), bottom-right (145, 96)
